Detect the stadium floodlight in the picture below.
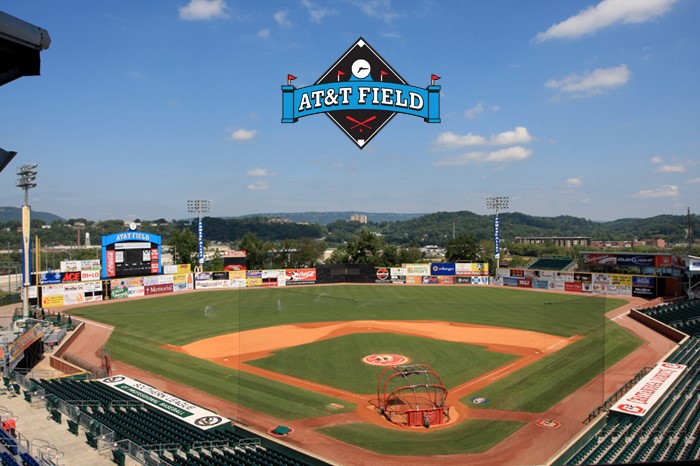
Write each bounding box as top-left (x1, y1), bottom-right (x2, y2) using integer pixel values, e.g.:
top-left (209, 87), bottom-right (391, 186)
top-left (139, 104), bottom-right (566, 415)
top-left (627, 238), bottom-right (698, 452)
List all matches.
top-left (187, 200), bottom-right (212, 267)
top-left (17, 162), bottom-right (38, 318)
top-left (485, 196), bottom-right (510, 272)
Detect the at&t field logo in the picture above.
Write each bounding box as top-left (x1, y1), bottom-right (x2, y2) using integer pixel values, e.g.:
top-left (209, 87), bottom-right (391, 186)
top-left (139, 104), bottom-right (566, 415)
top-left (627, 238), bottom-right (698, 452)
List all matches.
top-left (282, 37), bottom-right (441, 149)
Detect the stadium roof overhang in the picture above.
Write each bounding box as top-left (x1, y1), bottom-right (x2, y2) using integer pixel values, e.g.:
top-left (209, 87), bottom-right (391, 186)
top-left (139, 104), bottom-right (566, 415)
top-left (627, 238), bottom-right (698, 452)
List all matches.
top-left (0, 10), bottom-right (51, 86)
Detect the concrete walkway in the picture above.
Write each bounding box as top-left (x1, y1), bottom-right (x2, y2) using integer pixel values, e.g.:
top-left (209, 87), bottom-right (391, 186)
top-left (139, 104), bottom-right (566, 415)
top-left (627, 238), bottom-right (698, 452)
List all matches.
top-left (0, 390), bottom-right (116, 466)
top-left (0, 304), bottom-right (138, 465)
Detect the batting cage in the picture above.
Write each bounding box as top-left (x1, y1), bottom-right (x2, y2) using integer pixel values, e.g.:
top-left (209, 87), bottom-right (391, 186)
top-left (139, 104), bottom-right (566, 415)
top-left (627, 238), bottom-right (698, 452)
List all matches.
top-left (377, 364), bottom-right (449, 427)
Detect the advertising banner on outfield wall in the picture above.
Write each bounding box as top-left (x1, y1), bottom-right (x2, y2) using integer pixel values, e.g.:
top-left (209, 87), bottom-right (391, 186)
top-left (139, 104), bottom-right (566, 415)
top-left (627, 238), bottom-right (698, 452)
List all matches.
top-left (436, 276), bottom-right (455, 284)
top-left (533, 279), bottom-right (549, 290)
top-left (583, 253), bottom-right (617, 266)
top-left (565, 282), bottom-right (583, 292)
top-left (430, 262), bottom-right (456, 276)
top-left (617, 255), bottom-right (655, 267)
top-left (503, 277), bottom-right (518, 287)
top-left (517, 279), bottom-right (532, 288)
top-left (285, 268), bottom-right (316, 285)
top-left (455, 262), bottom-right (488, 276)
top-left (496, 268), bottom-right (509, 278)
top-left (39, 271), bottom-right (62, 285)
top-left (171, 273), bottom-right (192, 291)
top-left (404, 264), bottom-right (431, 276)
top-left (405, 275), bottom-right (422, 285)
top-left (390, 267), bottom-right (406, 284)
top-left (471, 276), bottom-right (488, 285)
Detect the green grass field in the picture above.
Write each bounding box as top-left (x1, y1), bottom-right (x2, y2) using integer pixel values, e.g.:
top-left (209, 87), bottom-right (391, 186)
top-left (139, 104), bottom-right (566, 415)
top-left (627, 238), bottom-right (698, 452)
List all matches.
top-left (68, 285), bottom-right (641, 456)
top-left (319, 419), bottom-right (526, 456)
top-left (247, 332), bottom-right (520, 393)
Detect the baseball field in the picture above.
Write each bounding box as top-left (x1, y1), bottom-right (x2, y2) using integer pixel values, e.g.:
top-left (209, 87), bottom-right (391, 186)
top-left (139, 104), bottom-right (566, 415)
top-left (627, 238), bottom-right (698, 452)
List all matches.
top-left (67, 285), bottom-right (642, 460)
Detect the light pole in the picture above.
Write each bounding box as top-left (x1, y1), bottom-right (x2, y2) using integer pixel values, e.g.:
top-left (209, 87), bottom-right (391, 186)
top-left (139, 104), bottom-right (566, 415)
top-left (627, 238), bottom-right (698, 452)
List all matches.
top-left (17, 163), bottom-right (38, 318)
top-left (187, 199), bottom-right (212, 271)
top-left (485, 196), bottom-right (509, 273)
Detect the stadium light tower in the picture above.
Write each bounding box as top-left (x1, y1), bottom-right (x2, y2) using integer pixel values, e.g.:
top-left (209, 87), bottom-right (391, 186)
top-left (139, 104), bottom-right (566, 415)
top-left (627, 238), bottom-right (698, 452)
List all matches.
top-left (17, 163), bottom-right (38, 318)
top-left (187, 199), bottom-right (212, 270)
top-left (485, 196), bottom-right (509, 273)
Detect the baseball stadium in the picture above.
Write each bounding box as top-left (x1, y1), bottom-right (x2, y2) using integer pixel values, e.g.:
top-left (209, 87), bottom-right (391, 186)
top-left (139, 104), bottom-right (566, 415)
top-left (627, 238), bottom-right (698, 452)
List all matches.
top-left (3, 6), bottom-right (700, 466)
top-left (3, 258), bottom-right (700, 466)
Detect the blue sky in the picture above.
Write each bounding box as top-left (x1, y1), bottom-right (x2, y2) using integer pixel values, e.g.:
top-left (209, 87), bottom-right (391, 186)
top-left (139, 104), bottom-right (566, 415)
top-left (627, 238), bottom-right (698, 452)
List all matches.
top-left (1, 0), bottom-right (698, 222)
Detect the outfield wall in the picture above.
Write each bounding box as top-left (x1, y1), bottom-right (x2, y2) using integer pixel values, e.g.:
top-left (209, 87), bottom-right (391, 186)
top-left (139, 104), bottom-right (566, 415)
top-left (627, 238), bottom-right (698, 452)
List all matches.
top-left (28, 263), bottom-right (663, 307)
top-left (494, 268), bottom-right (662, 298)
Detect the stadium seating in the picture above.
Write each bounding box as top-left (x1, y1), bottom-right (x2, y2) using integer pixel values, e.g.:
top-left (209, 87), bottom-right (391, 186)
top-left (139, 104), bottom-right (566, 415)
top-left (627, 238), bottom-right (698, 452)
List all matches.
top-left (565, 331), bottom-right (700, 465)
top-left (29, 378), bottom-right (312, 466)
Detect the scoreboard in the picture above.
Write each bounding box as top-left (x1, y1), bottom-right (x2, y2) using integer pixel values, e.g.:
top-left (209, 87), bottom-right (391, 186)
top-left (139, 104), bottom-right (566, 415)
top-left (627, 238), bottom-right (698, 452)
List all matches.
top-left (102, 229), bottom-right (161, 279)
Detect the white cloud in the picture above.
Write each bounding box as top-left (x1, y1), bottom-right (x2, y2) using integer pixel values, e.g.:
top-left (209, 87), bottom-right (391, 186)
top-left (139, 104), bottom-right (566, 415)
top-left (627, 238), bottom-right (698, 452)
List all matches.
top-left (655, 164), bottom-right (685, 173)
top-left (349, 0), bottom-right (401, 23)
top-left (686, 178), bottom-right (700, 185)
top-left (434, 146), bottom-right (532, 167)
top-left (434, 126), bottom-right (532, 150)
top-left (301, 0), bottom-right (337, 22)
top-left (490, 127), bottom-right (533, 145)
top-left (566, 177), bottom-right (583, 187)
top-left (179, 0), bottom-right (228, 21)
top-left (464, 103), bottom-right (484, 120)
top-left (257, 29), bottom-right (270, 39)
top-left (247, 181), bottom-right (270, 191)
top-left (546, 64), bottom-right (630, 98)
top-left (650, 155), bottom-right (663, 164)
top-left (435, 132), bottom-right (486, 149)
top-left (535, 0), bottom-right (678, 42)
top-left (246, 167), bottom-right (274, 177)
top-left (229, 128), bottom-right (256, 141)
top-left (631, 184), bottom-right (679, 199)
top-left (464, 102), bottom-right (500, 120)
top-left (274, 10), bottom-right (291, 27)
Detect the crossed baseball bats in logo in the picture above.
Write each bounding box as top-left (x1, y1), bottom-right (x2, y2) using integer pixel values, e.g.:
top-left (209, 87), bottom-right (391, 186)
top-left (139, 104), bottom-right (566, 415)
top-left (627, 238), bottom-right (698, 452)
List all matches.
top-left (346, 115), bottom-right (376, 130)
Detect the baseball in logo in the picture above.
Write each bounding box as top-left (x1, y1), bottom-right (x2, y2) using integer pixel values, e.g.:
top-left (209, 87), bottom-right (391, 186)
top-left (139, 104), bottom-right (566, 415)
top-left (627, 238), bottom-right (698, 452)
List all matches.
top-left (282, 37), bottom-right (441, 149)
top-left (661, 363), bottom-right (684, 370)
top-left (535, 419), bottom-right (561, 429)
top-left (617, 404), bottom-right (645, 415)
top-left (362, 354), bottom-right (410, 366)
top-left (101, 376), bottom-right (125, 384)
top-left (194, 416), bottom-right (223, 427)
top-left (376, 268), bottom-right (389, 280)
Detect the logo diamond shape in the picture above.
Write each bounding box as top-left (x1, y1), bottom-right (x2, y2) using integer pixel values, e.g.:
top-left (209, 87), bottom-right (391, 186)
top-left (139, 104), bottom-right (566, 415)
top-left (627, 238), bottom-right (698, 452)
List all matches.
top-left (281, 37), bottom-right (440, 149)
top-left (314, 38), bottom-right (404, 149)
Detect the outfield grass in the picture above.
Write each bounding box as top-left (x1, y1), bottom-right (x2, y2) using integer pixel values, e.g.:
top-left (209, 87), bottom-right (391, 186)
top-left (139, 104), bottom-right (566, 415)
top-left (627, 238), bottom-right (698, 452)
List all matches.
top-left (106, 327), bottom-right (356, 419)
top-left (247, 332), bottom-right (519, 393)
top-left (68, 285), bottom-right (632, 425)
top-left (461, 319), bottom-right (642, 412)
top-left (318, 419), bottom-right (526, 456)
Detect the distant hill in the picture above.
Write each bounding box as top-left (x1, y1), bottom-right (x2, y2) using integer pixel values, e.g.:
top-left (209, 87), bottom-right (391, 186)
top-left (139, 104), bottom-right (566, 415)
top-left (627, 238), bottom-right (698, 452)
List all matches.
top-left (237, 211), bottom-right (424, 225)
top-left (0, 206), bottom-right (63, 223)
top-left (378, 211), bottom-right (697, 246)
